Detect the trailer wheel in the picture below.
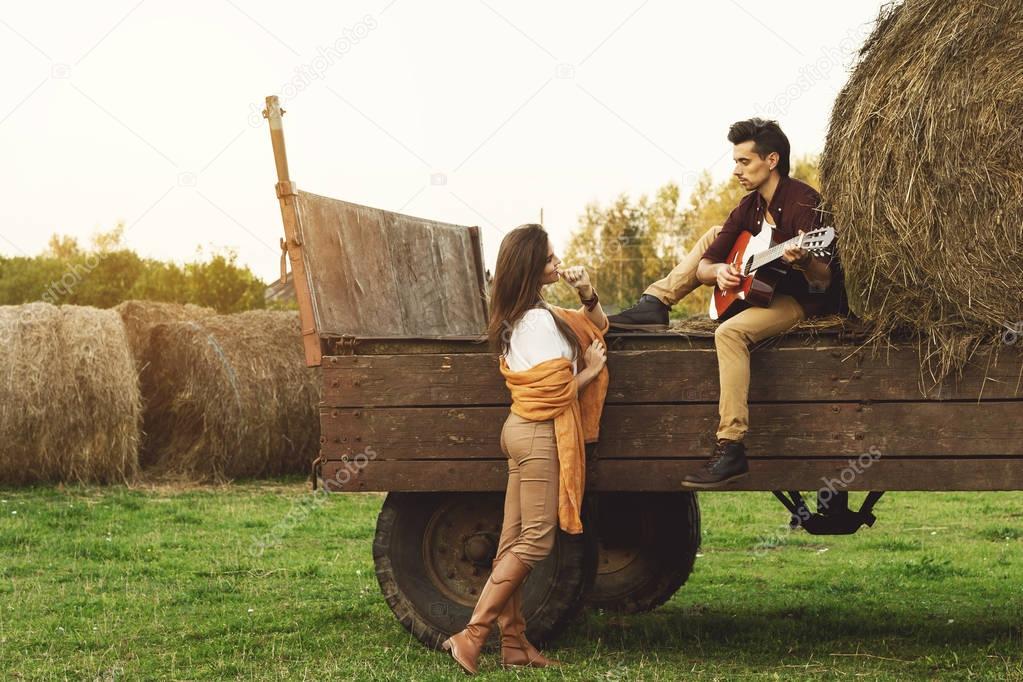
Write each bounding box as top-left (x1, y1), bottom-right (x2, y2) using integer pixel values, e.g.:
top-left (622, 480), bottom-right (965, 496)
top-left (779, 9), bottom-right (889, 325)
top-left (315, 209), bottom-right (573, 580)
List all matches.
top-left (586, 492), bottom-right (701, 613)
top-left (373, 492), bottom-right (595, 650)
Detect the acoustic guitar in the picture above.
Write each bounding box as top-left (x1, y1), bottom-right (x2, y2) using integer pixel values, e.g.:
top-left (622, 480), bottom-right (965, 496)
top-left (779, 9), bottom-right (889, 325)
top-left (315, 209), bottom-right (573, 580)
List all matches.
top-left (709, 225), bottom-right (835, 321)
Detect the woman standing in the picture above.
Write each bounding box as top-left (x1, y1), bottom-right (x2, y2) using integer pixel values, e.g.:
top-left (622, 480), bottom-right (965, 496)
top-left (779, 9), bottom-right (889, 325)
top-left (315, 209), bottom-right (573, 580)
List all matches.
top-left (442, 224), bottom-right (610, 675)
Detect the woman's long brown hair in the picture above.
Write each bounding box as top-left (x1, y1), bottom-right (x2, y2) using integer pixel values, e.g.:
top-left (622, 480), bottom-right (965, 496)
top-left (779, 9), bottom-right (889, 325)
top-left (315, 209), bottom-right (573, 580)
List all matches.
top-left (487, 224), bottom-right (578, 359)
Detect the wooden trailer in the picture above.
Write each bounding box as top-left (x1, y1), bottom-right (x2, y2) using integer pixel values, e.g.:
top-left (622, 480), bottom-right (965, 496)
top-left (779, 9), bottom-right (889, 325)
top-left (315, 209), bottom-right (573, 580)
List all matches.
top-left (262, 96), bottom-right (1023, 649)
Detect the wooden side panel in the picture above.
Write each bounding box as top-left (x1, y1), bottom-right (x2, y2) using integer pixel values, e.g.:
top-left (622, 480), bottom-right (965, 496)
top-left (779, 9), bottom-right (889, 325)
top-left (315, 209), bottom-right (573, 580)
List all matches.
top-left (317, 343), bottom-right (1023, 493)
top-left (294, 191), bottom-right (487, 338)
top-left (319, 402), bottom-right (1023, 460)
top-left (321, 347), bottom-right (1023, 407)
top-left (320, 458), bottom-right (1023, 492)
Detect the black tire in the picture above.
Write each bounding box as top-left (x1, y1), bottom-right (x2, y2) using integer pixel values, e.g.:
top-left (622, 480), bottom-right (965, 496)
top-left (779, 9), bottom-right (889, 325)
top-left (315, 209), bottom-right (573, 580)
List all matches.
top-left (586, 492), bottom-right (701, 613)
top-left (373, 492), bottom-right (596, 650)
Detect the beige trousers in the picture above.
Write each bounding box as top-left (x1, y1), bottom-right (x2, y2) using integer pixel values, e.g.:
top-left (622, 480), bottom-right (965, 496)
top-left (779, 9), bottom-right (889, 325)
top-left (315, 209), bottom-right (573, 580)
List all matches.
top-left (494, 412), bottom-right (559, 568)
top-left (644, 226), bottom-right (806, 441)
top-left (644, 224), bottom-right (723, 306)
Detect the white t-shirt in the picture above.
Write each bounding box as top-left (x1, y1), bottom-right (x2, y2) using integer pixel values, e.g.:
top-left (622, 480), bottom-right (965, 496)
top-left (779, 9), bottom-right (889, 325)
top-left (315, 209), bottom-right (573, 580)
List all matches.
top-left (503, 307), bottom-right (578, 374)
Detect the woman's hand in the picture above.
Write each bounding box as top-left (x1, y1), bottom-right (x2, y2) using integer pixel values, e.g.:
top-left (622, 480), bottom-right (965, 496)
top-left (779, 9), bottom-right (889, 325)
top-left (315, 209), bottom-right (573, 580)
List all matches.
top-left (583, 338), bottom-right (607, 371)
top-left (559, 265), bottom-right (593, 297)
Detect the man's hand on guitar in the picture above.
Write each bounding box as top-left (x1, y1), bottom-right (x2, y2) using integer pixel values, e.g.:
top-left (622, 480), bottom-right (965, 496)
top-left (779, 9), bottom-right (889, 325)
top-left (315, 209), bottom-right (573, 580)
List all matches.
top-left (715, 263), bottom-right (741, 290)
top-left (781, 230), bottom-right (812, 269)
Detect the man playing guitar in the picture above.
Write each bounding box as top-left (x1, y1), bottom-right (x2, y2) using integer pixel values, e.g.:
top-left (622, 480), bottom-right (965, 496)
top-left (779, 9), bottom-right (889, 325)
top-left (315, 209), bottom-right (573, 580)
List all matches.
top-left (608, 118), bottom-right (846, 487)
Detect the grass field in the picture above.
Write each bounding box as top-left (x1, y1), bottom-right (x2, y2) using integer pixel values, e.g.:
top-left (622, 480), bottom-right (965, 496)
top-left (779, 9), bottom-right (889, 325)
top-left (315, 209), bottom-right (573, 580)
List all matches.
top-left (2, 479), bottom-right (1022, 680)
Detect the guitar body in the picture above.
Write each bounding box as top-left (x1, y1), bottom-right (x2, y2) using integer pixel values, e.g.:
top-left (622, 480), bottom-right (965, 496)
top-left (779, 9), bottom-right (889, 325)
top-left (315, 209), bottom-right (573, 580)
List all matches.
top-left (709, 227), bottom-right (788, 321)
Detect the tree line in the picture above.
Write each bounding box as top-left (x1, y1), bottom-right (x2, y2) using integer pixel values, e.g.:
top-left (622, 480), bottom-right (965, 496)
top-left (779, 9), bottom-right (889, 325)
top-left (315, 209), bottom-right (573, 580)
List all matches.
top-left (0, 225), bottom-right (274, 313)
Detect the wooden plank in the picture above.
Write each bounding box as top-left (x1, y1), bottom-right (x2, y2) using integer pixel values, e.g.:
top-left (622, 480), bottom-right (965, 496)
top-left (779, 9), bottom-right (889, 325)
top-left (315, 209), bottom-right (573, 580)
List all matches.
top-left (297, 191), bottom-right (403, 335)
top-left (264, 98), bottom-right (323, 366)
top-left (294, 192), bottom-right (487, 338)
top-left (320, 457), bottom-right (1023, 492)
top-left (317, 322), bottom-right (879, 355)
top-left (385, 214), bottom-right (488, 335)
top-left (319, 401), bottom-right (1023, 460)
top-left (321, 347), bottom-right (1023, 407)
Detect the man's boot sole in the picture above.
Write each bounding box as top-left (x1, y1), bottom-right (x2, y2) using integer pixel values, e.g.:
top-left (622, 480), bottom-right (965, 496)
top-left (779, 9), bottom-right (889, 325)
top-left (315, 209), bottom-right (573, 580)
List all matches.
top-left (680, 471), bottom-right (749, 489)
top-left (608, 321), bottom-right (669, 331)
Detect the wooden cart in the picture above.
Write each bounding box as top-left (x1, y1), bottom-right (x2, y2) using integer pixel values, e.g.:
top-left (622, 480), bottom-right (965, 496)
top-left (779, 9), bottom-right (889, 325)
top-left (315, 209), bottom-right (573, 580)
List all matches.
top-left (262, 96), bottom-right (1023, 649)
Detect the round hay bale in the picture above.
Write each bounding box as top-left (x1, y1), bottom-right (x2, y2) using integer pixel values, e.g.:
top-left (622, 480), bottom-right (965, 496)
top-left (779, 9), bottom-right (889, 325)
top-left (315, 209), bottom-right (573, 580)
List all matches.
top-left (821, 0), bottom-right (1023, 374)
top-left (114, 300), bottom-right (216, 367)
top-left (140, 310), bottom-right (320, 481)
top-left (0, 303), bottom-right (141, 485)
top-left (115, 301), bottom-right (217, 460)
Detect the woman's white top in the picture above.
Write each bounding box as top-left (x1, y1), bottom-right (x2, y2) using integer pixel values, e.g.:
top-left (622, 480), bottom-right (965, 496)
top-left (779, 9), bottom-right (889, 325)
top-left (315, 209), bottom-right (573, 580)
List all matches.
top-left (503, 307), bottom-right (578, 374)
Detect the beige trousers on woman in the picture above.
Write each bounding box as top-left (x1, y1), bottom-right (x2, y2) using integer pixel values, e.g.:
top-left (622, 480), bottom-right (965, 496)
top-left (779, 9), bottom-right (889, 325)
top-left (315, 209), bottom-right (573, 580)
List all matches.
top-left (493, 412), bottom-right (560, 568)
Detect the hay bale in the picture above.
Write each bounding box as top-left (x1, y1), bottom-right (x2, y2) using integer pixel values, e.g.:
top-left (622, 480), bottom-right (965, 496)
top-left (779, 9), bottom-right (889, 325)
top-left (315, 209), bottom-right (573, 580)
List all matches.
top-left (0, 303), bottom-right (141, 484)
top-left (114, 300), bottom-right (216, 366)
top-left (821, 0), bottom-right (1023, 376)
top-left (115, 301), bottom-right (217, 459)
top-left (140, 310), bottom-right (320, 481)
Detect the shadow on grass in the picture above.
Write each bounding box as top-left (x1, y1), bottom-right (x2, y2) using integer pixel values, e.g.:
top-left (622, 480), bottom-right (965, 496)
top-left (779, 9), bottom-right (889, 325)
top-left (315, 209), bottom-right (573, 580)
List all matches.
top-left (564, 602), bottom-right (1022, 652)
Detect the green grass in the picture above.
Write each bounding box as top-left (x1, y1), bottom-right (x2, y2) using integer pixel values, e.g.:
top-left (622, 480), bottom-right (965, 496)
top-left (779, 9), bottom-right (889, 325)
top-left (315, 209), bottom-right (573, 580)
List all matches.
top-left (1, 481), bottom-right (1021, 680)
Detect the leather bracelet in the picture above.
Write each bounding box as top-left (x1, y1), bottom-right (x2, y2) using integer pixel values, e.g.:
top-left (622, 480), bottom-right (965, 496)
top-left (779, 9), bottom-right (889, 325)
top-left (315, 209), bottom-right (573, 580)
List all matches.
top-left (580, 288), bottom-right (599, 311)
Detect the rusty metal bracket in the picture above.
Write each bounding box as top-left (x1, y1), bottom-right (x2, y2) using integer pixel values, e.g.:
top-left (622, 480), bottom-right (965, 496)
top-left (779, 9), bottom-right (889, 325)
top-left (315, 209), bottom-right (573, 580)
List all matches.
top-left (310, 453), bottom-right (324, 491)
top-left (337, 334), bottom-right (358, 355)
top-left (275, 180), bottom-right (298, 197)
top-left (279, 238), bottom-right (288, 285)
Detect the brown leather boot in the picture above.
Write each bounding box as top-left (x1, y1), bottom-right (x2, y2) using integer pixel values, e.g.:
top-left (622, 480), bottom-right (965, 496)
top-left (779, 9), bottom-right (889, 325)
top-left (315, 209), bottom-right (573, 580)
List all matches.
top-left (497, 584), bottom-right (561, 668)
top-left (442, 552), bottom-right (530, 675)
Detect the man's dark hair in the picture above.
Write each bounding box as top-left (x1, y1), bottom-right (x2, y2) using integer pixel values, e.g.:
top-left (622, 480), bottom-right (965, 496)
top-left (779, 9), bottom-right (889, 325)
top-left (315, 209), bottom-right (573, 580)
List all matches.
top-left (727, 118), bottom-right (790, 177)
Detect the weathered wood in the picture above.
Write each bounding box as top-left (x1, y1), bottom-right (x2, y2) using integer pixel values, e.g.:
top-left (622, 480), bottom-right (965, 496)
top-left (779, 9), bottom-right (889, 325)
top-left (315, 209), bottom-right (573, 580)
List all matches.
top-left (264, 96), bottom-right (323, 366)
top-left (321, 347), bottom-right (1023, 406)
top-left (320, 457), bottom-right (1023, 492)
top-left (317, 326), bottom-right (878, 356)
top-left (294, 191), bottom-right (488, 339)
top-left (319, 401), bottom-right (1023, 460)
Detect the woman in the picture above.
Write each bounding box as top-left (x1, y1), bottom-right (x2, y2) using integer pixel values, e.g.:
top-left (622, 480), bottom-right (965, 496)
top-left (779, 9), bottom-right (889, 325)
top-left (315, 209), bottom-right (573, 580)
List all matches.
top-left (442, 224), bottom-right (609, 675)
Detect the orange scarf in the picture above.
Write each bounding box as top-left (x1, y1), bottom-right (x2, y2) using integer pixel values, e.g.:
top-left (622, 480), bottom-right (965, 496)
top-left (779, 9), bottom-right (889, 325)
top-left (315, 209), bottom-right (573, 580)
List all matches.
top-left (499, 305), bottom-right (609, 534)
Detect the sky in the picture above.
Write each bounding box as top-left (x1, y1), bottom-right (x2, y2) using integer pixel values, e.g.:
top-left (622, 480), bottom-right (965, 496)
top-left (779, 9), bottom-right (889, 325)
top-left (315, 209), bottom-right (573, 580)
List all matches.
top-left (0, 0), bottom-right (887, 283)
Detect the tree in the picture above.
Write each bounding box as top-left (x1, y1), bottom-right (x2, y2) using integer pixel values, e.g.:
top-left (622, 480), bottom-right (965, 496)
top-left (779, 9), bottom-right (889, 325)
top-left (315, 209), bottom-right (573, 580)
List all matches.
top-left (183, 252), bottom-right (266, 313)
top-left (547, 184), bottom-right (689, 312)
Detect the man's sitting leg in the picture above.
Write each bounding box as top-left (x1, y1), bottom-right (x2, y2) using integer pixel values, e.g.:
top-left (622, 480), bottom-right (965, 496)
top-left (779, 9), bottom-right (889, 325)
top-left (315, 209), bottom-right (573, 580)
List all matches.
top-left (609, 225), bottom-right (722, 330)
top-left (682, 294), bottom-right (806, 488)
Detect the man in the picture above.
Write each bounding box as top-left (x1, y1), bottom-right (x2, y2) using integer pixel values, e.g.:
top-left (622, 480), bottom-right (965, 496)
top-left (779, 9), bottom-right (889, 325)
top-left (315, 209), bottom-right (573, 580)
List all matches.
top-left (608, 118), bottom-right (845, 488)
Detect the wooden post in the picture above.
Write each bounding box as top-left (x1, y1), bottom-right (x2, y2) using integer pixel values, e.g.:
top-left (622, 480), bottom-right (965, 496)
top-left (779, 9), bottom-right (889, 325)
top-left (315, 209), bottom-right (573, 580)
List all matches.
top-left (263, 95), bottom-right (324, 367)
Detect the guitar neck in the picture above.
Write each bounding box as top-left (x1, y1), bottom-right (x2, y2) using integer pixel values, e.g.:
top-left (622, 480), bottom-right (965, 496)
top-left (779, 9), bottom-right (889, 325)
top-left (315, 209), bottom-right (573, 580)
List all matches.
top-left (747, 233), bottom-right (810, 273)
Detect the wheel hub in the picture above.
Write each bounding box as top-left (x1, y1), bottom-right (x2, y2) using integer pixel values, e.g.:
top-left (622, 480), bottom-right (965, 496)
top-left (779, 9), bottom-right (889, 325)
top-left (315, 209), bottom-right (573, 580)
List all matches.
top-left (422, 498), bottom-right (502, 606)
top-left (598, 543), bottom-right (642, 576)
